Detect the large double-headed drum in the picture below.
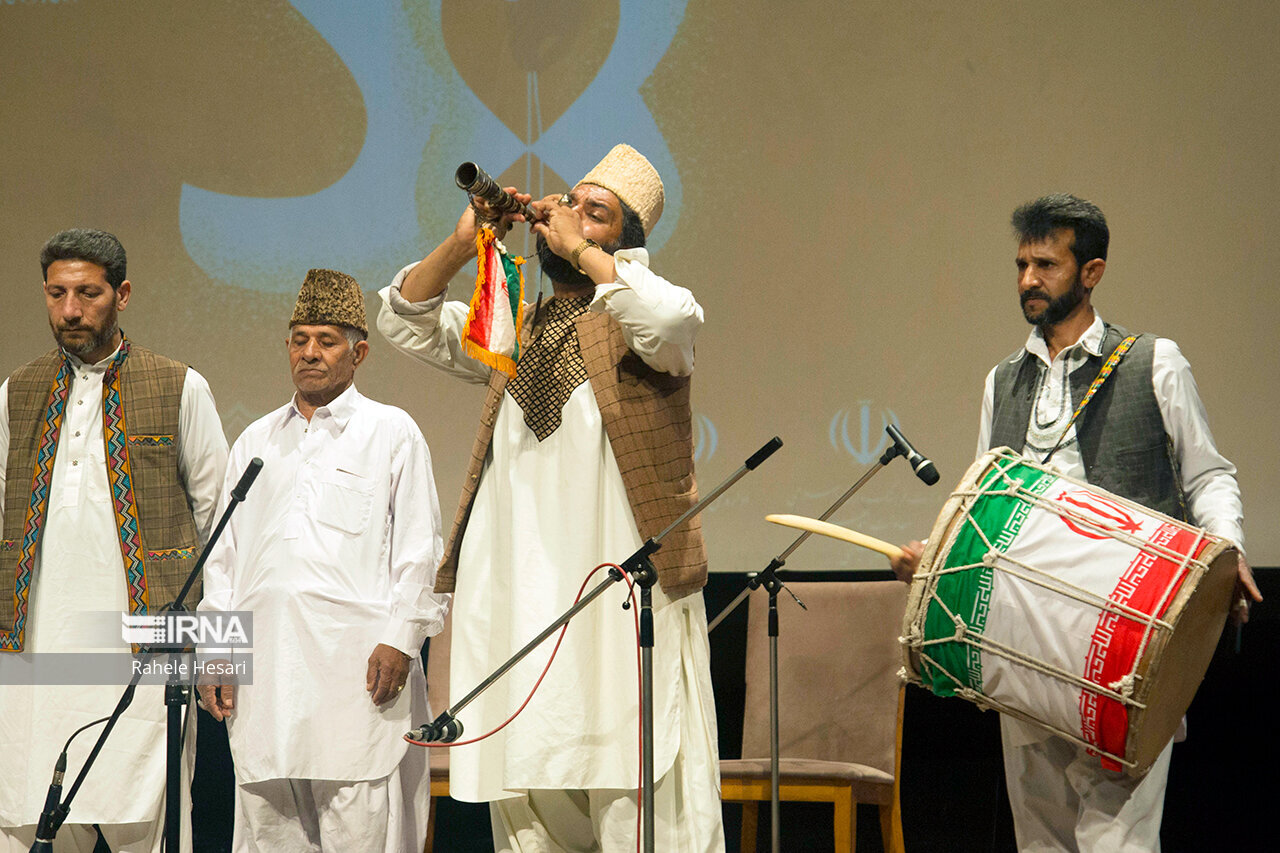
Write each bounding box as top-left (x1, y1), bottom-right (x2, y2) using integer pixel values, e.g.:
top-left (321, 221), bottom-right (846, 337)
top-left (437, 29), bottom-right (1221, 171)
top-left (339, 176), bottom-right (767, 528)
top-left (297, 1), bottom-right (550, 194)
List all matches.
top-left (901, 447), bottom-right (1237, 775)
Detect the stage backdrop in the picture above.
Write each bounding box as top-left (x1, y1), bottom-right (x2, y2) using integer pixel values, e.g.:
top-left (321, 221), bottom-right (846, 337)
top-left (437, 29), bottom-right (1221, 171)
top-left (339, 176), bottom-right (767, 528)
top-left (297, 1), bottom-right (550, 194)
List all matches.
top-left (3, 0), bottom-right (1276, 570)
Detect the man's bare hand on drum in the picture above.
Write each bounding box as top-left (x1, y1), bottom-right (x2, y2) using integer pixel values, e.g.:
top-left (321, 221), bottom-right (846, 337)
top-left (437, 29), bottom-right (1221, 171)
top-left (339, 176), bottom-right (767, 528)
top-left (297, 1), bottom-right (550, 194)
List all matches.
top-left (1232, 553), bottom-right (1262, 625)
top-left (891, 540), bottom-right (925, 583)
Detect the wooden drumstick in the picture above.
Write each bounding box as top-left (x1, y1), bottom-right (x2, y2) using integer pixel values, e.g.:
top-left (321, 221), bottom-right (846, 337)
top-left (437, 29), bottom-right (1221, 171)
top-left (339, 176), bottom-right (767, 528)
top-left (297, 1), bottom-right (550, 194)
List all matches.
top-left (765, 514), bottom-right (905, 562)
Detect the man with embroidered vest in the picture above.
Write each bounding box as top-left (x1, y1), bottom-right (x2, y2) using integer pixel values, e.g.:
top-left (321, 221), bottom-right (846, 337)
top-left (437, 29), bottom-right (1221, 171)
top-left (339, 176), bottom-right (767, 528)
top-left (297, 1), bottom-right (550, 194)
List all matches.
top-left (377, 145), bottom-right (725, 852)
top-left (890, 195), bottom-right (1261, 852)
top-left (197, 269), bottom-right (449, 853)
top-left (0, 228), bottom-right (228, 852)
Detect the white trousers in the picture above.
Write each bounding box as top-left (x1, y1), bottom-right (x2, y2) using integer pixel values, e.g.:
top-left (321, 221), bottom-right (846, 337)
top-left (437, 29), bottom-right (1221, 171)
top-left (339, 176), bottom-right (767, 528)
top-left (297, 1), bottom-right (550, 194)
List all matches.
top-left (490, 750), bottom-right (724, 853)
top-left (0, 721), bottom-right (193, 853)
top-left (232, 750), bottom-right (428, 853)
top-left (1001, 717), bottom-right (1173, 852)
top-left (489, 645), bottom-right (725, 853)
top-left (0, 819), bottom-right (178, 853)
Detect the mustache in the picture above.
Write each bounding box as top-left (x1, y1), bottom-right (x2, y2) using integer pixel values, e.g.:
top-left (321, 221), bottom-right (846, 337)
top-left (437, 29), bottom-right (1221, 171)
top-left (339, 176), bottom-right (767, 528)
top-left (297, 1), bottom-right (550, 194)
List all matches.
top-left (1020, 289), bottom-right (1049, 305)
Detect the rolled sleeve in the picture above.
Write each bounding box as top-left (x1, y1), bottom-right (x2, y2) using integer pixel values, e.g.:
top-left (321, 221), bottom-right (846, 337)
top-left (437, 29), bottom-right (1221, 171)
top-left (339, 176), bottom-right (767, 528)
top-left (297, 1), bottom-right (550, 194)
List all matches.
top-left (376, 264), bottom-right (491, 385)
top-left (589, 248), bottom-right (703, 376)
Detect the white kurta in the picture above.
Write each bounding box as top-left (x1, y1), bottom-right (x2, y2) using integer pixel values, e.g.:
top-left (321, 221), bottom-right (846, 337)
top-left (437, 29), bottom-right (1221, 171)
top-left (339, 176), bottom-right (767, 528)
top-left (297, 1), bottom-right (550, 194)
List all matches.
top-left (376, 251), bottom-right (717, 802)
top-left (0, 349), bottom-right (227, 827)
top-left (199, 384), bottom-right (448, 784)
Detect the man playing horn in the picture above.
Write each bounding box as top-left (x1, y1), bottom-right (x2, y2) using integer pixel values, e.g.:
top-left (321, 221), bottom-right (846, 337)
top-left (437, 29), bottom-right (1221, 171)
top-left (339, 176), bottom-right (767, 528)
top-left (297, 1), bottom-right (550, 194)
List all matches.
top-left (378, 145), bottom-right (725, 852)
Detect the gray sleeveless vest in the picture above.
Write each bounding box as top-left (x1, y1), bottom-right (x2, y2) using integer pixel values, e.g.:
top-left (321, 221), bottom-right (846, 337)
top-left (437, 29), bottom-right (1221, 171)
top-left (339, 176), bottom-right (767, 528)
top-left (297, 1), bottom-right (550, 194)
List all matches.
top-left (988, 323), bottom-right (1186, 519)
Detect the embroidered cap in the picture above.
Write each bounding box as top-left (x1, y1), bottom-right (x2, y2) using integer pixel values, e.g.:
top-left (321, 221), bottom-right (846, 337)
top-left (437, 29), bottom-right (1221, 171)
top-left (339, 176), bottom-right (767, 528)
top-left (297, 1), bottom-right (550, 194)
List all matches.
top-left (577, 144), bottom-right (664, 236)
top-left (289, 268), bottom-right (367, 334)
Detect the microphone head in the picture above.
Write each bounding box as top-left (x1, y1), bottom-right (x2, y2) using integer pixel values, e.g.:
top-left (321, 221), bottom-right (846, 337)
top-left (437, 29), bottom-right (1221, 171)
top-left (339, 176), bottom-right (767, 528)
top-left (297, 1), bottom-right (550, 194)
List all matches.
top-left (917, 461), bottom-right (941, 486)
top-left (231, 458), bottom-right (264, 501)
top-left (745, 436), bottom-right (783, 470)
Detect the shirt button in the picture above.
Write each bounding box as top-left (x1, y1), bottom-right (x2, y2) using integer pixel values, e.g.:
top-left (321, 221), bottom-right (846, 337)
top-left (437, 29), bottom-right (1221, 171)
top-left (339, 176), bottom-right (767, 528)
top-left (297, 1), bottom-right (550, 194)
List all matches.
top-left (76, 400), bottom-right (83, 406)
top-left (75, 431), bottom-right (81, 437)
top-left (72, 460), bottom-right (79, 466)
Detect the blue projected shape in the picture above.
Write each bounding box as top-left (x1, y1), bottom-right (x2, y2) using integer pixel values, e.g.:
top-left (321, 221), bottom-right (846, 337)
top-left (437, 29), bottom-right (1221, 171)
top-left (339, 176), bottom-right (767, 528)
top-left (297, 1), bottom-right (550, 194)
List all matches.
top-left (180, 0), bottom-right (686, 293)
top-left (693, 414), bottom-right (718, 463)
top-left (830, 404), bottom-right (899, 465)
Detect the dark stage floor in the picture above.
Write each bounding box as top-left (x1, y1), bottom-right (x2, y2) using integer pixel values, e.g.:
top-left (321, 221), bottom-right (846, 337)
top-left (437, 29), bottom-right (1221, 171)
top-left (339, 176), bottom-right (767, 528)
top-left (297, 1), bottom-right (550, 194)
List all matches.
top-left (180, 569), bottom-right (1275, 852)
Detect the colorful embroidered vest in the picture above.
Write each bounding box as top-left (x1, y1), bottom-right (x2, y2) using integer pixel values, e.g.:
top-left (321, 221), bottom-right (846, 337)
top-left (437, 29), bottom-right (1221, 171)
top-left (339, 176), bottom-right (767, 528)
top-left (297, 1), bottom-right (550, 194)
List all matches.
top-left (1, 342), bottom-right (200, 652)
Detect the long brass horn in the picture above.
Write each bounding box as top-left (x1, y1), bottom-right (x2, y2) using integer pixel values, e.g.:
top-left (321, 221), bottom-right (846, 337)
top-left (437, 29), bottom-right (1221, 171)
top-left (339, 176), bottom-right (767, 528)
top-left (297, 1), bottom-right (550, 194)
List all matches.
top-left (454, 162), bottom-right (548, 223)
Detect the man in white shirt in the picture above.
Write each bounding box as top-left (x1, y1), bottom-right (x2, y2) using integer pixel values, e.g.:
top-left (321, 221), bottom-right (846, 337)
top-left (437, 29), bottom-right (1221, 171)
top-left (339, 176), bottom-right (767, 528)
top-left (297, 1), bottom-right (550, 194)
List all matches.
top-left (0, 228), bottom-right (229, 853)
top-left (892, 194), bottom-right (1261, 851)
top-left (378, 145), bottom-right (725, 852)
top-left (197, 268), bottom-right (449, 853)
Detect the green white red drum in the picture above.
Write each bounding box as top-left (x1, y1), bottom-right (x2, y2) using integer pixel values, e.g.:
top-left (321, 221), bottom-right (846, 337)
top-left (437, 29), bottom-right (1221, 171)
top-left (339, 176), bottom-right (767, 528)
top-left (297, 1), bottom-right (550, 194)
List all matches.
top-left (901, 447), bottom-right (1237, 775)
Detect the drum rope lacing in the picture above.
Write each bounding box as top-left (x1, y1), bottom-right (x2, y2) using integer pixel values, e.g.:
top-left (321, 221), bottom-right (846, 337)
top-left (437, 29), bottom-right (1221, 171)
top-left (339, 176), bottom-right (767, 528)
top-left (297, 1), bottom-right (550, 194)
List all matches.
top-left (904, 449), bottom-right (1210, 763)
top-left (976, 458), bottom-right (1208, 699)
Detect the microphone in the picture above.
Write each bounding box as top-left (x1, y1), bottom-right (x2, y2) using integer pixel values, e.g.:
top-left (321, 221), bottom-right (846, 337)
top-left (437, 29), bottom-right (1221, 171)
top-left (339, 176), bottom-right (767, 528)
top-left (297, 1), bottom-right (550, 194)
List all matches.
top-left (231, 458), bottom-right (264, 502)
top-left (30, 752), bottom-right (66, 852)
top-left (885, 424), bottom-right (940, 486)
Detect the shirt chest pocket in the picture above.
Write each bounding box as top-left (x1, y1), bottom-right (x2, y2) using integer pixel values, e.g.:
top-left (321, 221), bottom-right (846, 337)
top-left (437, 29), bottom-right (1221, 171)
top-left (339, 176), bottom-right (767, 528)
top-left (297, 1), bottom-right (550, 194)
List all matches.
top-left (315, 468), bottom-right (374, 536)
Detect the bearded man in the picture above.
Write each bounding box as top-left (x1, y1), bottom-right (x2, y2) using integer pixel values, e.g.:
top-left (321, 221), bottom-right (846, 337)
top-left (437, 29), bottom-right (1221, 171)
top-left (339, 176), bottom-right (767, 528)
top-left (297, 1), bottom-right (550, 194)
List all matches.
top-left (377, 145), bottom-right (725, 852)
top-left (892, 195), bottom-right (1260, 851)
top-left (0, 228), bottom-right (228, 852)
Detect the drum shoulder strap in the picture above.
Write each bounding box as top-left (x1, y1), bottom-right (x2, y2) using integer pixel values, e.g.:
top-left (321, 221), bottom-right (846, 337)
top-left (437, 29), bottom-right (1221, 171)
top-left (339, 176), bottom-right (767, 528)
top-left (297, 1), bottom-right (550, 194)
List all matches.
top-left (1041, 333), bottom-right (1142, 464)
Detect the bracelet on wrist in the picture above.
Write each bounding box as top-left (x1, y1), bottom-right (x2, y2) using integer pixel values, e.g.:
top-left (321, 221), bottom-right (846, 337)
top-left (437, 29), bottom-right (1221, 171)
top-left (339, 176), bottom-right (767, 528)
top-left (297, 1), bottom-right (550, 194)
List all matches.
top-left (571, 239), bottom-right (601, 273)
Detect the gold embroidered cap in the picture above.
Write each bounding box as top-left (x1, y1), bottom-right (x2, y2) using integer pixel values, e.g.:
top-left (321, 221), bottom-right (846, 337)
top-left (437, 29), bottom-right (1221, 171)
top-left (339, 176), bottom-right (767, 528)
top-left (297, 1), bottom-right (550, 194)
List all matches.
top-left (289, 268), bottom-right (367, 334)
top-left (577, 144), bottom-right (664, 236)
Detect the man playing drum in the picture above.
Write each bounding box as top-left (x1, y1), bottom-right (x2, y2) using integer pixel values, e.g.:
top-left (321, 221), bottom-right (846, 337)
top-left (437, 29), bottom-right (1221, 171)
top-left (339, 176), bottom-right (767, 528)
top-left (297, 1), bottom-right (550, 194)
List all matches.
top-left (892, 194), bottom-right (1261, 852)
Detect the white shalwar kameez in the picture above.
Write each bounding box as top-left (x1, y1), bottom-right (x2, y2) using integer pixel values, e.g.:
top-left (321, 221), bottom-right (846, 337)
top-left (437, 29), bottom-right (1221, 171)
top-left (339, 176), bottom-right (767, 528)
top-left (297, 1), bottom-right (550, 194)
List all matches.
top-left (377, 251), bottom-right (725, 853)
top-left (199, 384), bottom-right (448, 853)
top-left (977, 314), bottom-right (1244, 852)
top-left (0, 351), bottom-right (228, 853)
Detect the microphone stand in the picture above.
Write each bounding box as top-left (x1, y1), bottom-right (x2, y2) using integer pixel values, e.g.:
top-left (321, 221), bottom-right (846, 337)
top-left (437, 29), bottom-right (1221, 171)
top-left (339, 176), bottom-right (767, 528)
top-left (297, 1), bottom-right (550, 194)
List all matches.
top-left (32, 459), bottom-right (263, 853)
top-left (706, 429), bottom-right (917, 853)
top-left (408, 438), bottom-right (784, 853)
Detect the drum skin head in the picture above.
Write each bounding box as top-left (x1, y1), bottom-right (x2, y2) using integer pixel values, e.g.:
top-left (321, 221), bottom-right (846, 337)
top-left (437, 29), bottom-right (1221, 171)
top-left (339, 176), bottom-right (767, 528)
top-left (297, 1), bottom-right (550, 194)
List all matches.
top-left (1125, 541), bottom-right (1236, 774)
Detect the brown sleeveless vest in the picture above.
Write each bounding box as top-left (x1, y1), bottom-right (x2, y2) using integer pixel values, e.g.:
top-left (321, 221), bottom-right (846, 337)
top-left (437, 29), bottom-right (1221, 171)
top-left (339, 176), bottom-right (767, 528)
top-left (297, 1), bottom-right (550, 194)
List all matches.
top-left (438, 306), bottom-right (708, 600)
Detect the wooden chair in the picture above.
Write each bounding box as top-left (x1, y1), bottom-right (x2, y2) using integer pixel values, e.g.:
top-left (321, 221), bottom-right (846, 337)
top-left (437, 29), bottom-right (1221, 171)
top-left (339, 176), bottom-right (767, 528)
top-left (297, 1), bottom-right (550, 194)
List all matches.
top-left (423, 613), bottom-right (451, 853)
top-left (720, 581), bottom-right (907, 853)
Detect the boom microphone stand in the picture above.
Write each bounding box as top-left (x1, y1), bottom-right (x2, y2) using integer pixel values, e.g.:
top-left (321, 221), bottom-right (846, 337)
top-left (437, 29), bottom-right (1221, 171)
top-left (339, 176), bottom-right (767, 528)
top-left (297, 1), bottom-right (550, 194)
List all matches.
top-left (707, 423), bottom-right (938, 853)
top-left (32, 459), bottom-right (263, 853)
top-left (408, 437), bottom-right (784, 853)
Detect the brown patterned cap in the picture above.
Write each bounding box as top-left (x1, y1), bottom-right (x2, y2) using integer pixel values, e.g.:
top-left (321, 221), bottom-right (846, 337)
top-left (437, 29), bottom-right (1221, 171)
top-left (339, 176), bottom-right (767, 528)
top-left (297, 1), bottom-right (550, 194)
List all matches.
top-left (577, 144), bottom-right (664, 236)
top-left (289, 268), bottom-right (367, 334)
